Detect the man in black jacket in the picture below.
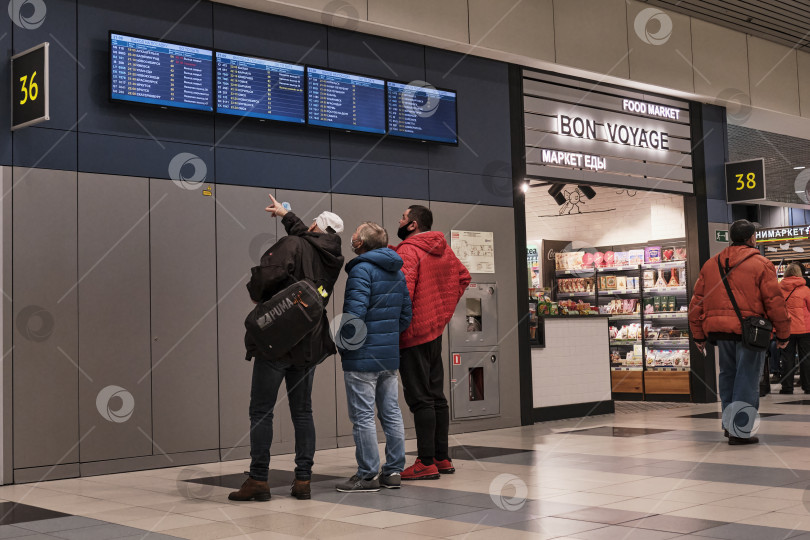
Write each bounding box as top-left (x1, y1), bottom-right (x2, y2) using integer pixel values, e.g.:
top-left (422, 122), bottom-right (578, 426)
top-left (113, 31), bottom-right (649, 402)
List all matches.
top-left (229, 194), bottom-right (344, 502)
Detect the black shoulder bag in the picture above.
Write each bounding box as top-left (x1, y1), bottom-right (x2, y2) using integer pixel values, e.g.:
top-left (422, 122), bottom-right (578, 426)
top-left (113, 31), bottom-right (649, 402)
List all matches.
top-left (716, 254), bottom-right (773, 351)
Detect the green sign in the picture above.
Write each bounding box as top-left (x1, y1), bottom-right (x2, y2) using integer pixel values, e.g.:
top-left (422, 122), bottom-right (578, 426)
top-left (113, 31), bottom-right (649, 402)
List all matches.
top-left (716, 230), bottom-right (729, 243)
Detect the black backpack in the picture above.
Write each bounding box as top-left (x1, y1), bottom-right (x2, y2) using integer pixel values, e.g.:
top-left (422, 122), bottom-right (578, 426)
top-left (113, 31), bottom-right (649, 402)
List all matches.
top-left (245, 279), bottom-right (328, 361)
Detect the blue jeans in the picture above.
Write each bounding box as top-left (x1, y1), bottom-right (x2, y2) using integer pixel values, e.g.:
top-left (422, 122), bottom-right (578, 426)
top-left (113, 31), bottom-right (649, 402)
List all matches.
top-left (344, 370), bottom-right (406, 479)
top-left (249, 358), bottom-right (316, 482)
top-left (718, 340), bottom-right (766, 425)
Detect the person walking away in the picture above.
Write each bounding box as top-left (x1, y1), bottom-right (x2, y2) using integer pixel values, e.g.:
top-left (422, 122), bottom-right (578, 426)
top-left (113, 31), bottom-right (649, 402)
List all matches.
top-left (229, 195), bottom-right (344, 502)
top-left (778, 263), bottom-right (810, 394)
top-left (335, 222), bottom-right (412, 492)
top-left (689, 219), bottom-right (789, 446)
top-left (394, 205), bottom-right (471, 479)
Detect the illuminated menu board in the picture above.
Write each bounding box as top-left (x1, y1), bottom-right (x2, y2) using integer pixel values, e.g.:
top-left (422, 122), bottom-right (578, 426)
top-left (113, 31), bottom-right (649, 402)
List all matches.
top-left (216, 52), bottom-right (305, 123)
top-left (110, 33), bottom-right (213, 111)
top-left (307, 67), bottom-right (385, 134)
top-left (387, 82), bottom-right (457, 143)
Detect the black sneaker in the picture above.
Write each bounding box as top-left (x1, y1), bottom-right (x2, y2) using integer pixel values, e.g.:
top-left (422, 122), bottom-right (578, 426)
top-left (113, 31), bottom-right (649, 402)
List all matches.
top-left (336, 475), bottom-right (380, 493)
top-left (380, 472), bottom-right (401, 489)
top-left (728, 436), bottom-right (759, 445)
top-left (779, 388), bottom-right (794, 394)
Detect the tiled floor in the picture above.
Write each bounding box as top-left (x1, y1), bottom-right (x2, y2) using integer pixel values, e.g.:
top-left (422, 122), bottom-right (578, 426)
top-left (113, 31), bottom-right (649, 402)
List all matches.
top-left (5, 392), bottom-right (810, 538)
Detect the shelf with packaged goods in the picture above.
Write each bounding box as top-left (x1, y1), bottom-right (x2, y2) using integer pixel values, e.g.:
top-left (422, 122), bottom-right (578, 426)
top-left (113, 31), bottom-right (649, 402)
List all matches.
top-left (646, 312), bottom-right (689, 320)
top-left (611, 366), bottom-right (643, 371)
top-left (646, 339), bottom-right (690, 347)
top-left (646, 365), bottom-right (690, 372)
top-left (610, 339), bottom-right (640, 346)
top-left (607, 313), bottom-right (643, 320)
top-left (645, 286), bottom-right (687, 294)
top-left (555, 268), bottom-right (596, 277)
top-left (642, 260), bottom-right (687, 270)
top-left (557, 291), bottom-right (597, 298)
top-left (597, 265), bottom-right (642, 273)
top-left (600, 289), bottom-right (641, 296)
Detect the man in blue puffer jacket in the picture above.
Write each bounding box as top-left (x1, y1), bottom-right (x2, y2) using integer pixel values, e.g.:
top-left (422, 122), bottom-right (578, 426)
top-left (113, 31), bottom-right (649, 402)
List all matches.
top-left (335, 222), bottom-right (412, 493)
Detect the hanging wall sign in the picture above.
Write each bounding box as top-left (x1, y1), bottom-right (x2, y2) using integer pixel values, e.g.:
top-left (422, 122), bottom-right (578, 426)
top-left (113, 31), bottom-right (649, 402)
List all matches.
top-left (725, 158), bottom-right (766, 203)
top-left (11, 42), bottom-right (49, 131)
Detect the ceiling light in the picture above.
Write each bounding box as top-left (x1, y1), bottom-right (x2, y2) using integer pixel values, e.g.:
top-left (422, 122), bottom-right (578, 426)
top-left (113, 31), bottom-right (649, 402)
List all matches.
top-left (578, 185), bottom-right (597, 199)
top-left (795, 166), bottom-right (806, 170)
top-left (548, 184), bottom-right (567, 206)
top-left (521, 182), bottom-right (529, 193)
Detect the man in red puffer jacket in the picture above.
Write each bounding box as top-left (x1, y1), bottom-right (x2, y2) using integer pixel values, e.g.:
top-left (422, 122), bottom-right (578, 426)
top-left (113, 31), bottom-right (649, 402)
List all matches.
top-left (689, 220), bottom-right (789, 446)
top-left (394, 205), bottom-right (471, 480)
top-left (778, 263), bottom-right (810, 394)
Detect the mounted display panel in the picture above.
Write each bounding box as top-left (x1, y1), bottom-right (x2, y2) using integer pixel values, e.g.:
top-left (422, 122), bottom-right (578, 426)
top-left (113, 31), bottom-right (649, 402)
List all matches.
top-left (11, 42), bottom-right (49, 131)
top-left (215, 51), bottom-right (305, 124)
top-left (306, 67), bottom-right (385, 134)
top-left (387, 82), bottom-right (458, 144)
top-left (109, 32), bottom-right (214, 112)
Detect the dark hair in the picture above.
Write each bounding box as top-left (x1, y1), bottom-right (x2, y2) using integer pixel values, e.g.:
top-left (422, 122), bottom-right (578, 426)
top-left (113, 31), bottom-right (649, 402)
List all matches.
top-left (407, 205), bottom-right (433, 231)
top-left (729, 219), bottom-right (756, 244)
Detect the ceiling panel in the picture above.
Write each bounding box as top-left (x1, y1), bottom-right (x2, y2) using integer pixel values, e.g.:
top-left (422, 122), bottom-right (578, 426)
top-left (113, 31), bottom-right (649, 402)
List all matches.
top-left (641, 0), bottom-right (810, 52)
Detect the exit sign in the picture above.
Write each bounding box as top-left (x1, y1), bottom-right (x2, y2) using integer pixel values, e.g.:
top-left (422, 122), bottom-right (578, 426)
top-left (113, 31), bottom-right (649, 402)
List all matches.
top-left (716, 230), bottom-right (729, 243)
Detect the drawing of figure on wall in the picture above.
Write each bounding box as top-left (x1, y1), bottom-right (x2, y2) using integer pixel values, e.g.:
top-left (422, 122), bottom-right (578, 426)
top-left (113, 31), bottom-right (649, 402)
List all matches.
top-left (560, 188), bottom-right (584, 215)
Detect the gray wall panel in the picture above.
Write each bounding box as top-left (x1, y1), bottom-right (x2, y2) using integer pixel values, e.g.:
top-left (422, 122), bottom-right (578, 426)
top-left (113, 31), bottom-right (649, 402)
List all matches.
top-left (78, 173), bottom-right (152, 462)
top-left (429, 202), bottom-right (520, 430)
top-left (216, 148), bottom-right (331, 192)
top-left (331, 194), bottom-right (382, 439)
top-left (78, 134), bottom-right (213, 182)
top-left (2, 167), bottom-right (12, 482)
top-left (430, 170), bottom-right (513, 207)
top-left (149, 178), bottom-right (219, 454)
top-left (331, 161), bottom-right (429, 200)
top-left (12, 168), bottom-right (79, 469)
top-left (215, 185), bottom-right (278, 455)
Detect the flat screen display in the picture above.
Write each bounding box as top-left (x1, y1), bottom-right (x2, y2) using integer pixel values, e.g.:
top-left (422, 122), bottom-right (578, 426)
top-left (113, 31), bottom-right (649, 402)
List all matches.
top-left (307, 67), bottom-right (385, 134)
top-left (110, 32), bottom-right (213, 112)
top-left (387, 82), bottom-right (457, 144)
top-left (216, 52), bottom-right (305, 123)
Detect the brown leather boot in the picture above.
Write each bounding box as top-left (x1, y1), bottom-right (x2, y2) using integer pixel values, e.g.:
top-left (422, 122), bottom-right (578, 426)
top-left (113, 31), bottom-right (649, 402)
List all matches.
top-left (228, 477), bottom-right (270, 501)
top-left (291, 479), bottom-right (311, 500)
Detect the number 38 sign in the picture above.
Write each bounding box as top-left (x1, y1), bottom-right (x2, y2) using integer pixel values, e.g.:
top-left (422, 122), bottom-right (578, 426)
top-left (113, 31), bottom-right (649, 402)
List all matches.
top-left (725, 158), bottom-right (766, 204)
top-left (11, 42), bottom-right (49, 131)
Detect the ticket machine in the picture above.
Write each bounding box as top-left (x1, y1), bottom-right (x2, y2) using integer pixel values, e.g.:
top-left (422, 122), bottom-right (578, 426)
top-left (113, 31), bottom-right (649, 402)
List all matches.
top-left (448, 283), bottom-right (499, 419)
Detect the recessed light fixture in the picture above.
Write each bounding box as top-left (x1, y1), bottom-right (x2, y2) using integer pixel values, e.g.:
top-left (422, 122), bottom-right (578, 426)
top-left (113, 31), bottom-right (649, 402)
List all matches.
top-left (794, 166), bottom-right (806, 170)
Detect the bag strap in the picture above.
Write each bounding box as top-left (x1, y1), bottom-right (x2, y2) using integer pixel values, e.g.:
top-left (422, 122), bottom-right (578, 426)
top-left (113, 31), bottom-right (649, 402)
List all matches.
top-left (786, 287), bottom-right (798, 304)
top-left (716, 251), bottom-right (759, 325)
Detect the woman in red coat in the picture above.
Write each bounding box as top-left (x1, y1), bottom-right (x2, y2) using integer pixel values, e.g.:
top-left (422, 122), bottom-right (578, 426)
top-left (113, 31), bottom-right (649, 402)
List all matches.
top-left (779, 263), bottom-right (810, 394)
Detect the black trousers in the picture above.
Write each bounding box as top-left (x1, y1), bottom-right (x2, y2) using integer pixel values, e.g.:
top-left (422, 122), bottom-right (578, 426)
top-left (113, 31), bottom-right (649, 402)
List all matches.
top-left (780, 334), bottom-right (810, 392)
top-left (399, 335), bottom-right (449, 461)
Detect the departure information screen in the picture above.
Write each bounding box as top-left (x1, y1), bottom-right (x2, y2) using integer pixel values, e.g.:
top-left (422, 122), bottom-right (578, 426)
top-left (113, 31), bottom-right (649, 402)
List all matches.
top-left (307, 68), bottom-right (385, 134)
top-left (216, 52), bottom-right (305, 123)
top-left (387, 82), bottom-right (457, 143)
top-left (110, 33), bottom-right (213, 112)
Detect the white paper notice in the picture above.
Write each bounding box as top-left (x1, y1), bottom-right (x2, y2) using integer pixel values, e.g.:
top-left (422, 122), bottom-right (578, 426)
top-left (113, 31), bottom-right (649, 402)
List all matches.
top-left (451, 230), bottom-right (495, 273)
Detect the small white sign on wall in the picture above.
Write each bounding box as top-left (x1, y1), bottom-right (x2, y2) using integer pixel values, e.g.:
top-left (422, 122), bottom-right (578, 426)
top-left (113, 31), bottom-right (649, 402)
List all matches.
top-left (451, 230), bottom-right (495, 273)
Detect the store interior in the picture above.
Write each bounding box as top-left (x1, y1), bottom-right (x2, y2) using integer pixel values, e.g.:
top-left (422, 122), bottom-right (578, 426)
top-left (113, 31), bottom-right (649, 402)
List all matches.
top-left (526, 183), bottom-right (693, 400)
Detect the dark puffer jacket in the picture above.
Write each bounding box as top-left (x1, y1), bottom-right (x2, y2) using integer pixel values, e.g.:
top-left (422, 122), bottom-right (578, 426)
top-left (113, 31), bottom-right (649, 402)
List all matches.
top-left (245, 212), bottom-right (344, 366)
top-left (689, 245), bottom-right (790, 342)
top-left (339, 248), bottom-right (412, 372)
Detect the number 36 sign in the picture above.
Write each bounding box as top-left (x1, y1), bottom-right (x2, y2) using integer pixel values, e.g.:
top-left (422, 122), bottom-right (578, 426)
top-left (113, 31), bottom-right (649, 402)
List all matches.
top-left (11, 42), bottom-right (49, 131)
top-left (725, 158), bottom-right (766, 204)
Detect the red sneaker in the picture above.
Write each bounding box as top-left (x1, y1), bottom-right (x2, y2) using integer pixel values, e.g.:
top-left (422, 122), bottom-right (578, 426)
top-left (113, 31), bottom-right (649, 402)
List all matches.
top-left (434, 459), bottom-right (455, 474)
top-left (401, 459), bottom-right (440, 480)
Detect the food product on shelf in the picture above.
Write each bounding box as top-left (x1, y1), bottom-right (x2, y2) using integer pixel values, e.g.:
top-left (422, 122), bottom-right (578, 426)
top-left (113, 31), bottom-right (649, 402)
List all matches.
top-left (614, 251), bottom-right (629, 266)
top-left (668, 268), bottom-right (679, 287)
top-left (616, 276), bottom-right (627, 291)
top-left (645, 246), bottom-right (662, 263)
top-left (628, 249), bottom-right (644, 265)
top-left (645, 349), bottom-right (690, 368)
top-left (643, 269), bottom-right (656, 288)
top-left (594, 252), bottom-right (605, 267)
top-left (604, 251), bottom-right (615, 267)
top-left (674, 247), bottom-right (687, 260)
top-left (655, 272), bottom-right (668, 288)
top-left (606, 275), bottom-right (617, 289)
top-left (644, 298), bottom-right (654, 314)
top-left (662, 248), bottom-right (675, 261)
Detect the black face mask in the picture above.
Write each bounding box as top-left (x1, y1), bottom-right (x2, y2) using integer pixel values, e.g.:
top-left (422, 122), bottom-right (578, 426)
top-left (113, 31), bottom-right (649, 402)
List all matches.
top-left (397, 221), bottom-right (414, 241)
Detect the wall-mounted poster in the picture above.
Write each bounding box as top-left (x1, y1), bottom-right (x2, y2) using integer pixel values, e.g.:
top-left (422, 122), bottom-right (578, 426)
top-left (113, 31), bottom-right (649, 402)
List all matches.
top-left (451, 230), bottom-right (495, 273)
